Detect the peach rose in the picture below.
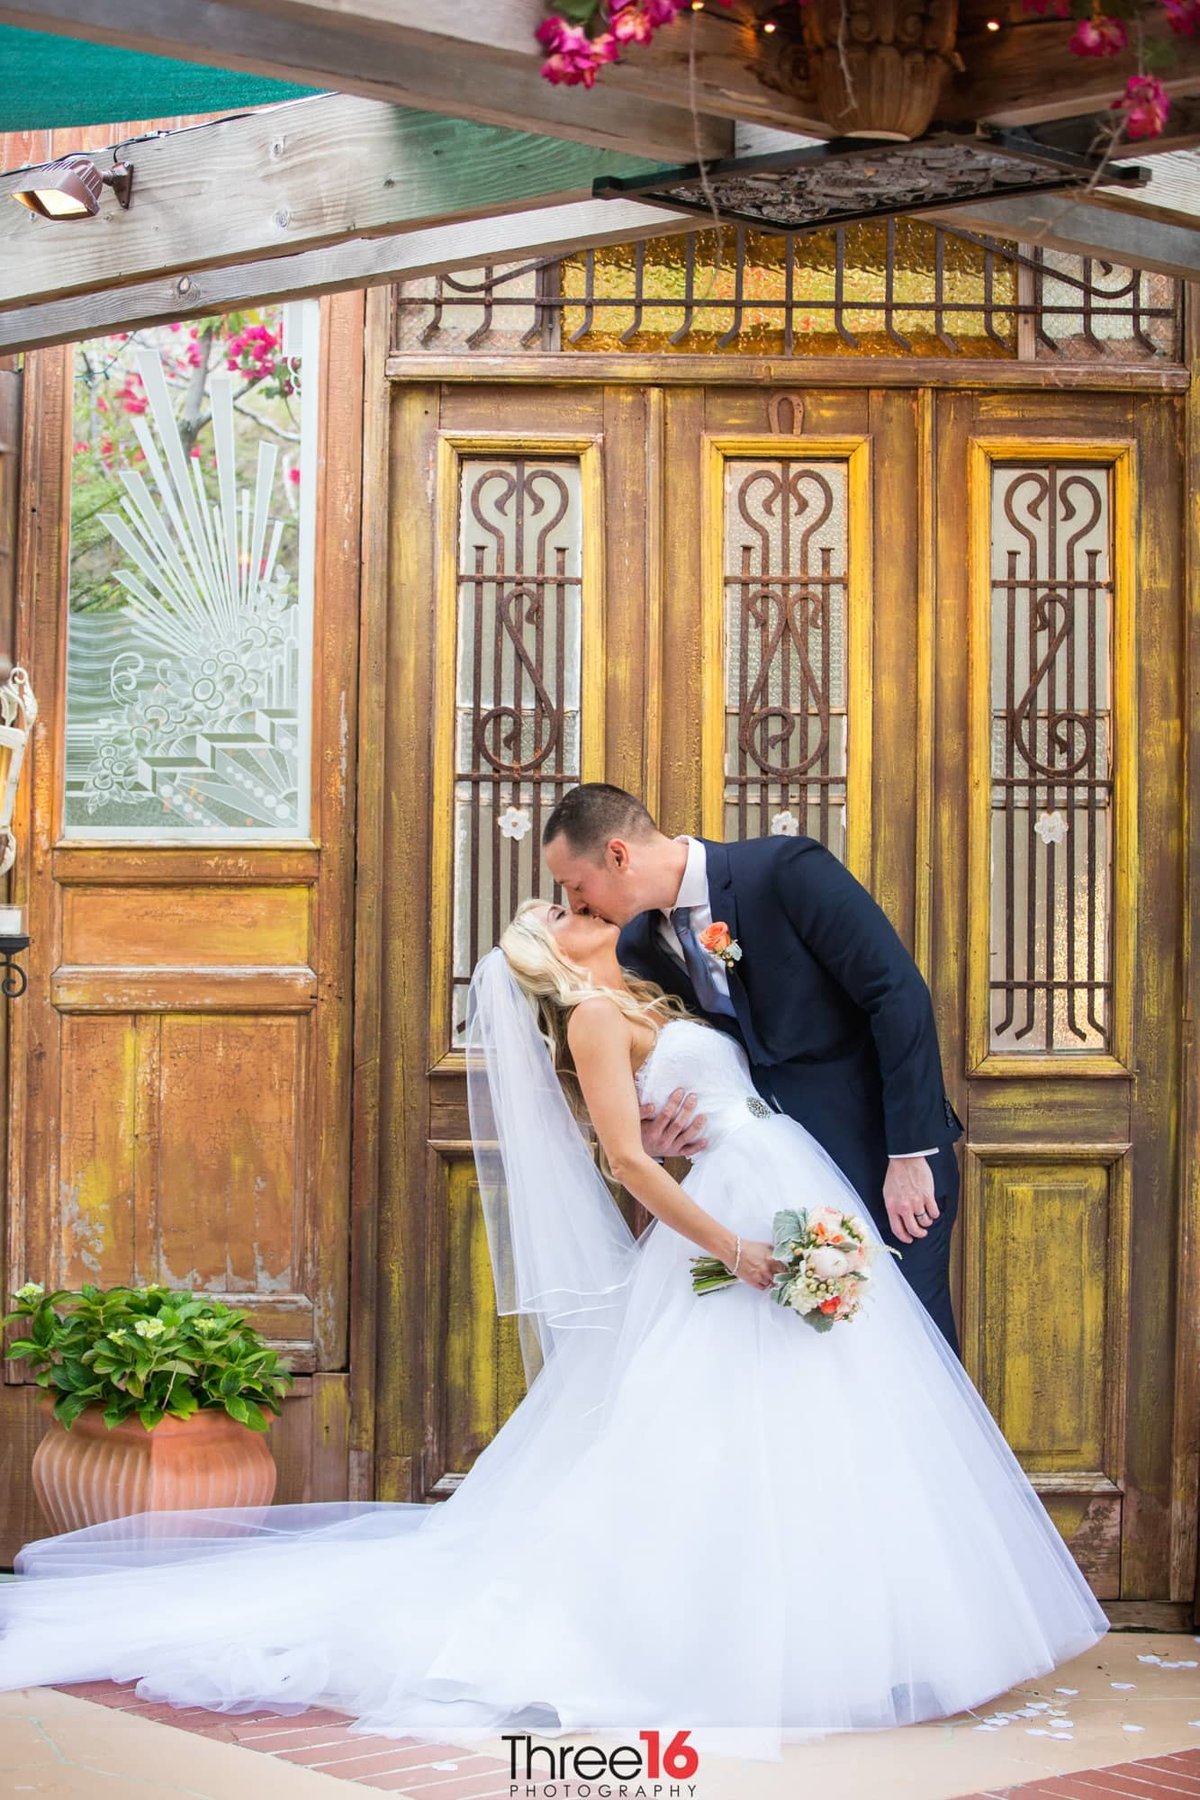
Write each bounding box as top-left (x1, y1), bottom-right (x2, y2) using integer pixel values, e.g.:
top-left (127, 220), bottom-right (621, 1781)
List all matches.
top-left (698, 921), bottom-right (732, 954)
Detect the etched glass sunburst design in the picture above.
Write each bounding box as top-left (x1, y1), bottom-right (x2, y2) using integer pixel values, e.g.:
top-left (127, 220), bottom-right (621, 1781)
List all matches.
top-left (64, 301), bottom-right (320, 839)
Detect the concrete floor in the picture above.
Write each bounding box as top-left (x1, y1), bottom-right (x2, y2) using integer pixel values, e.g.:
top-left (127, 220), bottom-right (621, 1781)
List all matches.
top-left (0, 1631), bottom-right (1198, 1800)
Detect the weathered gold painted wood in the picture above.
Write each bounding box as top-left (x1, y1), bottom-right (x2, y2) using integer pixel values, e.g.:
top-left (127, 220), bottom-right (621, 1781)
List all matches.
top-left (0, 95), bottom-right (666, 310)
top-left (51, 846), bottom-right (320, 882)
top-left (967, 1083), bottom-right (1131, 1142)
top-left (657, 387), bottom-right (706, 839)
top-left (0, 1385), bottom-right (54, 1561)
top-left (642, 386), bottom-right (666, 826)
top-left (441, 1157), bottom-right (526, 1484)
top-left (867, 388), bottom-right (920, 944)
top-left (347, 285), bottom-right (392, 1502)
top-left (914, 389), bottom-right (935, 980)
top-left (61, 886), bottom-right (311, 967)
top-left (1173, 288), bottom-right (1200, 1611)
top-left (1123, 389), bottom-right (1186, 1601)
top-left (973, 1153), bottom-right (1127, 1472)
top-left (372, 381), bottom-right (441, 1502)
top-left (51, 967), bottom-right (318, 1011)
top-left (388, 354), bottom-right (1191, 392)
top-left (603, 385), bottom-right (651, 799)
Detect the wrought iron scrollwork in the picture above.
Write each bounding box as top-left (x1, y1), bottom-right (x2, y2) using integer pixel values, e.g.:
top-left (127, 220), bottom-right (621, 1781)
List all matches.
top-left (990, 463), bottom-right (1111, 1052)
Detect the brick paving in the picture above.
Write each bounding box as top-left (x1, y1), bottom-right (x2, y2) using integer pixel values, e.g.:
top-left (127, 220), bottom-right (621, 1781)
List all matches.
top-left (954, 1746), bottom-right (1200, 1800)
top-left (52, 1681), bottom-right (1200, 1800)
top-left (54, 1680), bottom-right (516, 1796)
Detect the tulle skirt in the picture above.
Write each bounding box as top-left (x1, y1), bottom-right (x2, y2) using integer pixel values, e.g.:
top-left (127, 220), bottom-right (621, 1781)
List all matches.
top-left (0, 1113), bottom-right (1108, 1762)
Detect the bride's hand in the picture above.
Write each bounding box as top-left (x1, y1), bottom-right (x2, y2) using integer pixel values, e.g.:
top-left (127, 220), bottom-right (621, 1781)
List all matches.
top-left (733, 1241), bottom-right (788, 1292)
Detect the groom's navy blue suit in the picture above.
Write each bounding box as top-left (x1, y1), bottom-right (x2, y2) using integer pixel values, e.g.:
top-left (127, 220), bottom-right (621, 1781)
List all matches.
top-left (617, 834), bottom-right (964, 1353)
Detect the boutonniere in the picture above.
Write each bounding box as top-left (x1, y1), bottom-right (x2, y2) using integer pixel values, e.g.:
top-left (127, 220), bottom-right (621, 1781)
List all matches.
top-left (698, 921), bottom-right (743, 969)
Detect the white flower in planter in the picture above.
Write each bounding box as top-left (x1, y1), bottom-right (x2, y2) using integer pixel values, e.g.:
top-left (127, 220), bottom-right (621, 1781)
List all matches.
top-left (771, 810), bottom-right (800, 837)
top-left (1034, 810), bottom-right (1069, 847)
top-left (498, 806), bottom-right (532, 841)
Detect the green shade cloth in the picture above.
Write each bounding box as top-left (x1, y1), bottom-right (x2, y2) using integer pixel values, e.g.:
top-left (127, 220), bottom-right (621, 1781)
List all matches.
top-left (0, 26), bottom-right (322, 136)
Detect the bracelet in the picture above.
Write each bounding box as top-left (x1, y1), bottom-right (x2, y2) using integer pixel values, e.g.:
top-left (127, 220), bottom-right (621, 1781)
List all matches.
top-left (730, 1234), bottom-right (742, 1277)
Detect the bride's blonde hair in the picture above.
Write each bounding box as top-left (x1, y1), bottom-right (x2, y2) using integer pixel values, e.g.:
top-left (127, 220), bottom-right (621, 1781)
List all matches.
top-left (499, 898), bottom-right (695, 1122)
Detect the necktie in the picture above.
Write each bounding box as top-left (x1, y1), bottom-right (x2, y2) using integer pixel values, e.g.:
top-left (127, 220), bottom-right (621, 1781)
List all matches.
top-left (670, 906), bottom-right (737, 1017)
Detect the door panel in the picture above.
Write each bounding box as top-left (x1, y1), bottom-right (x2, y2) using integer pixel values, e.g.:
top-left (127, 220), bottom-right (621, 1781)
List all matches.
top-left (1, 297), bottom-right (363, 1561)
top-left (384, 373), bottom-right (1189, 1609)
top-left (934, 389), bottom-right (1185, 1600)
top-left (380, 383), bottom-right (654, 1501)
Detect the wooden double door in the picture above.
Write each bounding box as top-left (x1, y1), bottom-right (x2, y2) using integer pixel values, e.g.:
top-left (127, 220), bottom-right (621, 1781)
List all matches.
top-left (377, 373), bottom-right (1192, 1617)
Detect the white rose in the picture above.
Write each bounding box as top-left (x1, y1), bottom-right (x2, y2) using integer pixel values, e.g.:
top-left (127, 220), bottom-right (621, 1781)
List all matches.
top-left (807, 1246), bottom-right (851, 1281)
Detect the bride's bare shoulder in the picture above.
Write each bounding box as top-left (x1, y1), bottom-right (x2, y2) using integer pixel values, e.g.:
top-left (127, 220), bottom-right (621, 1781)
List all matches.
top-left (567, 995), bottom-right (656, 1076)
top-left (566, 993), bottom-right (642, 1059)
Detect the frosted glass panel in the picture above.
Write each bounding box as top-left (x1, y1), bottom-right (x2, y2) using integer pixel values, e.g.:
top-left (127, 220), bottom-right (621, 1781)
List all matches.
top-left (723, 458), bottom-right (848, 856)
top-left (64, 301), bottom-right (319, 839)
top-left (989, 463), bottom-right (1112, 1053)
top-left (451, 458), bottom-right (583, 1044)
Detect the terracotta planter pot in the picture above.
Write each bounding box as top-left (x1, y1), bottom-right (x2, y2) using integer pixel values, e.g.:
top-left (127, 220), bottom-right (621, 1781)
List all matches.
top-left (791, 0), bottom-right (960, 141)
top-left (31, 1398), bottom-right (277, 1533)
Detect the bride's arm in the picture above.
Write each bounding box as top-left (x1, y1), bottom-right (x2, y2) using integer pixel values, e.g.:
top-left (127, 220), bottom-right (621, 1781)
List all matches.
top-left (566, 999), bottom-right (740, 1268)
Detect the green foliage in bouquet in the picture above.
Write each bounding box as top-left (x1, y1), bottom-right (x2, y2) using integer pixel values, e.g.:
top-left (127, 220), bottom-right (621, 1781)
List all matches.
top-left (2, 1283), bottom-right (294, 1434)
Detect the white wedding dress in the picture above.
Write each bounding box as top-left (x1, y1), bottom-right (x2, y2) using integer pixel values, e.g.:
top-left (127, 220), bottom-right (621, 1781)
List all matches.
top-left (0, 1018), bottom-right (1107, 1762)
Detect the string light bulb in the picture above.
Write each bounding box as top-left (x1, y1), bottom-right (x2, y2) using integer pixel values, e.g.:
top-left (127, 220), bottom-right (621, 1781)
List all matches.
top-left (986, 16), bottom-right (1002, 27)
top-left (763, 17), bottom-right (778, 30)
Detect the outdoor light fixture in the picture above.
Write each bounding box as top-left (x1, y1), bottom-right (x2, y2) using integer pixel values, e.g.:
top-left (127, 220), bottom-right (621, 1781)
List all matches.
top-left (593, 128), bottom-right (1150, 235)
top-left (11, 153), bottom-right (134, 220)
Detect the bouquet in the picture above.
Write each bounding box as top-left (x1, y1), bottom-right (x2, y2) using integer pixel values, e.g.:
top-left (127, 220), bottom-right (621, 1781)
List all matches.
top-left (689, 1205), bottom-right (899, 1331)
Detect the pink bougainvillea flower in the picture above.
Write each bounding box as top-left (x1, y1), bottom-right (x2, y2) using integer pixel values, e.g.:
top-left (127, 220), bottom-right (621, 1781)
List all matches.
top-left (1163, 0), bottom-right (1200, 33)
top-left (611, 2), bottom-right (657, 44)
top-left (1069, 13), bottom-right (1127, 54)
top-left (1115, 72), bottom-right (1170, 138)
top-left (538, 21), bottom-right (619, 86)
top-left (1021, 0), bottom-right (1073, 16)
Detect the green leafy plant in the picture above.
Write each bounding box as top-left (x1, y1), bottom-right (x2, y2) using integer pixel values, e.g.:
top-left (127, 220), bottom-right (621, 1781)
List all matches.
top-left (2, 1282), bottom-right (294, 1434)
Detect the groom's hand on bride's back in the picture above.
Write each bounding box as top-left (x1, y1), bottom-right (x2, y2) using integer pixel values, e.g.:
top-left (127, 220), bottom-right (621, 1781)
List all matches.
top-left (640, 1090), bottom-right (708, 1160)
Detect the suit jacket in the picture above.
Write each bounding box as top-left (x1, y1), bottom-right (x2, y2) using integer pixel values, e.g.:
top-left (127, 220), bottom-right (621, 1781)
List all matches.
top-left (617, 835), bottom-right (963, 1203)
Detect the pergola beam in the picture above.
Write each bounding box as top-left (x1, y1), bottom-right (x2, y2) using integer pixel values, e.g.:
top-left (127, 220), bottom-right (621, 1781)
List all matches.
top-left (0, 94), bottom-right (670, 311)
top-left (0, 0), bottom-right (732, 162)
top-left (7, 0), bottom-right (1200, 150)
top-left (931, 189), bottom-right (1200, 280)
top-left (0, 198), bottom-right (692, 352)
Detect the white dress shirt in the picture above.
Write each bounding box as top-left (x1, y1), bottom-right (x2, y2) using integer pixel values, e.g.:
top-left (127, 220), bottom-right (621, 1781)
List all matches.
top-left (659, 836), bottom-right (934, 1161)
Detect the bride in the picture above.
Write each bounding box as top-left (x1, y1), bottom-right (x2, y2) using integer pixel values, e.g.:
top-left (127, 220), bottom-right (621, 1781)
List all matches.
top-left (0, 898), bottom-right (1108, 1762)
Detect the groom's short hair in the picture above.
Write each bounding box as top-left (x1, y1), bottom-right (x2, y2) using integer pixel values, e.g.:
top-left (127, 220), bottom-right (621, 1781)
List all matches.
top-left (543, 783), bottom-right (657, 858)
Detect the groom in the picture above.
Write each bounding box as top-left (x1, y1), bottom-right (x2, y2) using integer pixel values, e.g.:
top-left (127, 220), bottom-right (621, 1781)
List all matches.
top-left (542, 783), bottom-right (964, 1354)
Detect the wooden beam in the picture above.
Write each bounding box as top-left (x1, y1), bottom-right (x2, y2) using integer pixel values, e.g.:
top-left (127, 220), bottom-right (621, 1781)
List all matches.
top-left (931, 188), bottom-right (1200, 280)
top-left (0, 0), bottom-right (731, 163)
top-left (0, 94), bottom-right (669, 310)
top-left (8, 0), bottom-right (1200, 148)
top-left (0, 197), bottom-right (691, 352)
top-left (945, 14), bottom-right (1200, 129)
